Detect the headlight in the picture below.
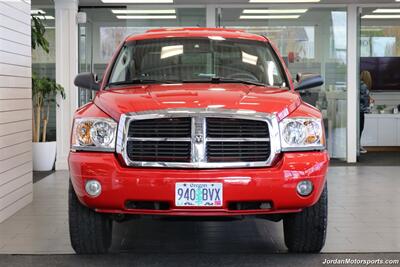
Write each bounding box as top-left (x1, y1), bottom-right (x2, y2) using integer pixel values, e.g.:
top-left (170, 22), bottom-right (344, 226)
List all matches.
top-left (71, 118), bottom-right (117, 151)
top-left (279, 117), bottom-right (325, 151)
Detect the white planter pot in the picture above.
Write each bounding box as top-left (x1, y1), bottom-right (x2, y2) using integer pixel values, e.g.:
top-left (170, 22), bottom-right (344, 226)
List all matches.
top-left (33, 141), bottom-right (56, 171)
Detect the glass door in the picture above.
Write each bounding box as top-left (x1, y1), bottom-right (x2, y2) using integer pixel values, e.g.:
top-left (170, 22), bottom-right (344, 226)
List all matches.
top-left (359, 7), bottom-right (400, 153)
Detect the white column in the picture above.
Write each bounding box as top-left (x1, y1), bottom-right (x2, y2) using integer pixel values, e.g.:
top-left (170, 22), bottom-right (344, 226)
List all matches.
top-left (55, 0), bottom-right (79, 170)
top-left (347, 5), bottom-right (359, 163)
top-left (206, 5), bottom-right (216, 28)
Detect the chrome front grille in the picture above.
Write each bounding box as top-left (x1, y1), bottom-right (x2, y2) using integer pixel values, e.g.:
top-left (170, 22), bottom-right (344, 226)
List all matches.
top-left (116, 109), bottom-right (280, 168)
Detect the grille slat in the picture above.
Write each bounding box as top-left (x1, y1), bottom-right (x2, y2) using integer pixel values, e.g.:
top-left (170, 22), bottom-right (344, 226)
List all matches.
top-left (208, 151), bottom-right (269, 155)
top-left (207, 143), bottom-right (268, 147)
top-left (206, 148), bottom-right (270, 152)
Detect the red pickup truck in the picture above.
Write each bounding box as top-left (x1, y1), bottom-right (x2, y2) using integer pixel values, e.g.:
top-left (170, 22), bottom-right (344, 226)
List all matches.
top-left (69, 28), bottom-right (329, 254)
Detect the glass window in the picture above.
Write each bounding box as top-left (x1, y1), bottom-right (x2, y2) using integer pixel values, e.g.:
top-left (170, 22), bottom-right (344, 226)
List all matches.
top-left (108, 37), bottom-right (287, 87)
top-left (78, 7), bottom-right (206, 105)
top-left (32, 7), bottom-right (57, 142)
top-left (230, 26), bottom-right (315, 60)
top-left (360, 10), bottom-right (400, 93)
top-left (220, 8), bottom-right (348, 160)
top-left (361, 27), bottom-right (399, 58)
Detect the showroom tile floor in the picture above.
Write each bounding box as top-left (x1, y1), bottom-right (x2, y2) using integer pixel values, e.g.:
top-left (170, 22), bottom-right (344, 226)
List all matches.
top-left (1, 166), bottom-right (400, 254)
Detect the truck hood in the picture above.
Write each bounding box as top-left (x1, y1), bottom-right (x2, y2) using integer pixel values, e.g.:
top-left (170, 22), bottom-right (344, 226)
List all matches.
top-left (93, 83), bottom-right (301, 121)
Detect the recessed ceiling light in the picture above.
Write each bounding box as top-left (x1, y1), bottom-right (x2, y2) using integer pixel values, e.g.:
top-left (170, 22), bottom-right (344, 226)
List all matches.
top-left (116, 15), bottom-right (176, 19)
top-left (249, 0), bottom-right (319, 3)
top-left (32, 15), bottom-right (55, 20)
top-left (102, 0), bottom-right (173, 3)
top-left (362, 14), bottom-right (400, 19)
top-left (373, 9), bottom-right (400, 13)
top-left (31, 9), bottom-right (46, 15)
top-left (112, 9), bottom-right (175, 14)
top-left (243, 9), bottom-right (308, 14)
top-left (240, 15), bottom-right (300, 19)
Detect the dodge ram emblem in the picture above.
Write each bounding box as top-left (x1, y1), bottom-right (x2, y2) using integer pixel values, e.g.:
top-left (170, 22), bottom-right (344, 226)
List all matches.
top-left (194, 134), bottom-right (203, 143)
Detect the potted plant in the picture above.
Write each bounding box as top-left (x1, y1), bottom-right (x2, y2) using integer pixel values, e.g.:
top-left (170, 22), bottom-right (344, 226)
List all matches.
top-left (32, 14), bottom-right (49, 53)
top-left (376, 104), bottom-right (387, 114)
top-left (31, 15), bottom-right (66, 171)
top-left (32, 76), bottom-right (65, 171)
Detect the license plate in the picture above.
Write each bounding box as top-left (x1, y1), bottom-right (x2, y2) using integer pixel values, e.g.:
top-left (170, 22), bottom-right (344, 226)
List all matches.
top-left (175, 183), bottom-right (223, 207)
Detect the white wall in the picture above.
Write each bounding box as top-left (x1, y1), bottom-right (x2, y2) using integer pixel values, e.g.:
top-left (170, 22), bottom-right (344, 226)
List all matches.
top-left (0, 0), bottom-right (33, 223)
top-left (371, 92), bottom-right (400, 111)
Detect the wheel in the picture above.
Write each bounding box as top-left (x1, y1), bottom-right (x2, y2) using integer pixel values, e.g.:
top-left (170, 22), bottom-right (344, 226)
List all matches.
top-left (283, 183), bottom-right (328, 253)
top-left (68, 180), bottom-right (113, 254)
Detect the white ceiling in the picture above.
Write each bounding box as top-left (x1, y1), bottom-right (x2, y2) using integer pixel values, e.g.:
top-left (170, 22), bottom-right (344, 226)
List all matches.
top-left (32, 0), bottom-right (400, 7)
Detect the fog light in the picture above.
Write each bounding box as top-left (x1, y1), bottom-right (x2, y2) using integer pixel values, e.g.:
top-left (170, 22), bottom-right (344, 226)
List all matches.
top-left (296, 180), bottom-right (313, 196)
top-left (85, 180), bottom-right (101, 197)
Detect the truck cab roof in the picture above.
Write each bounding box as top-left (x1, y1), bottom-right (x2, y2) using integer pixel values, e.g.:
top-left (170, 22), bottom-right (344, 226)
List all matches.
top-left (125, 27), bottom-right (269, 43)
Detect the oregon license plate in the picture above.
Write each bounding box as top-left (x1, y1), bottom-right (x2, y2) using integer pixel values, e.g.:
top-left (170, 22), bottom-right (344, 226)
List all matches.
top-left (175, 183), bottom-right (223, 207)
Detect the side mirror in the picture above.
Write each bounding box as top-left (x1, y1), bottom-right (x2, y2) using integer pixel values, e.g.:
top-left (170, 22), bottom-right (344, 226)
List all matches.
top-left (294, 73), bottom-right (324, 91)
top-left (74, 72), bottom-right (100, 91)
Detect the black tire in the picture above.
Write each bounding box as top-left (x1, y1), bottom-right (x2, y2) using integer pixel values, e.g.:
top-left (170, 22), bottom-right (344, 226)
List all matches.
top-left (68, 180), bottom-right (113, 254)
top-left (283, 183), bottom-right (328, 253)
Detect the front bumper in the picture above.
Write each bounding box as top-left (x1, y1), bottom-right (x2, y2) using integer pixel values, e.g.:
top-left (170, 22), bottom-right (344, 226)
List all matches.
top-left (69, 151), bottom-right (329, 216)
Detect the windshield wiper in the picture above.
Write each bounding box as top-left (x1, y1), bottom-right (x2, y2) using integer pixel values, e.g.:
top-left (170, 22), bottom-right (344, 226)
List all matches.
top-left (107, 77), bottom-right (267, 88)
top-left (211, 77), bottom-right (266, 87)
top-left (182, 77), bottom-right (266, 87)
top-left (106, 78), bottom-right (178, 88)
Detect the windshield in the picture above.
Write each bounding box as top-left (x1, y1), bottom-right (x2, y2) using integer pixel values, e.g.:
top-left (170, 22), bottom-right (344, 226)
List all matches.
top-left (107, 37), bottom-right (287, 88)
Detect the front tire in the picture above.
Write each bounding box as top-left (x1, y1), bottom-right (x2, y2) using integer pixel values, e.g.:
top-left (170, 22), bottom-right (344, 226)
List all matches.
top-left (69, 180), bottom-right (113, 254)
top-left (283, 183), bottom-right (328, 253)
